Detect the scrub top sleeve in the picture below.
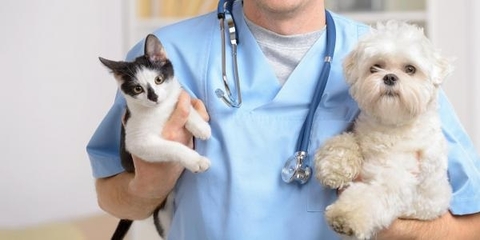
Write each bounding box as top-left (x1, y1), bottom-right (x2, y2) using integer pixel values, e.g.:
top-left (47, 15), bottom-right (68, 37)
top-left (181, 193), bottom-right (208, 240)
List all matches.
top-left (439, 90), bottom-right (480, 215)
top-left (86, 91), bottom-right (127, 178)
top-left (86, 40), bottom-right (146, 178)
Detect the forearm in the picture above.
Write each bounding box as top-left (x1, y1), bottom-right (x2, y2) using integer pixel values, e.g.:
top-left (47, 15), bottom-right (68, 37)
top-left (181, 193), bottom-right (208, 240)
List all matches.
top-left (377, 211), bottom-right (480, 240)
top-left (454, 212), bottom-right (480, 239)
top-left (95, 172), bottom-right (166, 220)
top-left (95, 160), bottom-right (183, 220)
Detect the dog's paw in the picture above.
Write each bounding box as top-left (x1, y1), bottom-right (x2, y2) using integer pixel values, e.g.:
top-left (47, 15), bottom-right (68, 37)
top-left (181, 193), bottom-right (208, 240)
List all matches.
top-left (325, 203), bottom-right (373, 240)
top-left (327, 211), bottom-right (354, 237)
top-left (183, 156), bottom-right (211, 173)
top-left (314, 133), bottom-right (362, 189)
top-left (315, 156), bottom-right (355, 189)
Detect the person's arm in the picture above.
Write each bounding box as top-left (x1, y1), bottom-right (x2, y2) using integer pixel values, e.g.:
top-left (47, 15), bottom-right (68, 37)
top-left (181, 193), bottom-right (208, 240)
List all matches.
top-left (377, 211), bottom-right (480, 240)
top-left (95, 91), bottom-right (209, 220)
top-left (95, 161), bottom-right (184, 220)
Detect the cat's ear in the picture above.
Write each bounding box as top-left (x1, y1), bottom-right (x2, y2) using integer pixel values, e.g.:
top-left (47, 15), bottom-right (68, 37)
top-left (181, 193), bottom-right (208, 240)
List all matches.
top-left (144, 34), bottom-right (167, 63)
top-left (99, 57), bottom-right (127, 72)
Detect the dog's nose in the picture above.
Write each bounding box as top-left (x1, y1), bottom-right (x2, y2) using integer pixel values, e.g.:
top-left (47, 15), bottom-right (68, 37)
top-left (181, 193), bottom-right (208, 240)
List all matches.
top-left (383, 74), bottom-right (398, 86)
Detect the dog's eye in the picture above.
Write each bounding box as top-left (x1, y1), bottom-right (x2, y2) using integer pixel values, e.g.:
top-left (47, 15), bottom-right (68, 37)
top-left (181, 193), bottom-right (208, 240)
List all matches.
top-left (405, 65), bottom-right (416, 75)
top-left (370, 64), bottom-right (381, 73)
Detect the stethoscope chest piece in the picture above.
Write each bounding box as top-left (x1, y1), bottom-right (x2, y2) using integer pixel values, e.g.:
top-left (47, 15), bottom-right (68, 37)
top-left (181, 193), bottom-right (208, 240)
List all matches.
top-left (281, 151), bottom-right (312, 184)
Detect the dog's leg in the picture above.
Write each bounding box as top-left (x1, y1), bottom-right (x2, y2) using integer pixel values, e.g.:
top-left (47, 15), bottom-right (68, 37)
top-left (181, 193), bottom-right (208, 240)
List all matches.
top-left (315, 132), bottom-right (363, 189)
top-left (325, 182), bottom-right (391, 240)
top-left (402, 147), bottom-right (451, 220)
top-left (325, 167), bottom-right (416, 239)
top-left (406, 173), bottom-right (451, 220)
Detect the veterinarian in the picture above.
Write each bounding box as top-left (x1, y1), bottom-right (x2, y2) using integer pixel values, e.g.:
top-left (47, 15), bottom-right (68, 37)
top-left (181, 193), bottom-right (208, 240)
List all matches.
top-left (87, 0), bottom-right (480, 239)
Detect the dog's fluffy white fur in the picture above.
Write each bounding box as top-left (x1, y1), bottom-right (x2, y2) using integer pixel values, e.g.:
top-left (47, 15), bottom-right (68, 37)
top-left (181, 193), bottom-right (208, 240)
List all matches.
top-left (314, 21), bottom-right (453, 240)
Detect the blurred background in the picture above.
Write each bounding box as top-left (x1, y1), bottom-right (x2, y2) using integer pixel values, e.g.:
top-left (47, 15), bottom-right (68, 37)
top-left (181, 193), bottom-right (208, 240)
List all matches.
top-left (0, 0), bottom-right (479, 239)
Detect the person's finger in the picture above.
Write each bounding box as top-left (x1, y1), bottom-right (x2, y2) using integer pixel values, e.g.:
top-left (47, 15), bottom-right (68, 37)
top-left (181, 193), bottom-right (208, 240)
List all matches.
top-left (191, 98), bottom-right (209, 121)
top-left (162, 91), bottom-right (194, 145)
top-left (168, 91), bottom-right (191, 128)
top-left (130, 155), bottom-right (184, 198)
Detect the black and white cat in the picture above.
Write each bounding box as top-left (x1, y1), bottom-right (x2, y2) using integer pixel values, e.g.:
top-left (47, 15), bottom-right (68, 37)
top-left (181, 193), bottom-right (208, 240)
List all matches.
top-left (99, 34), bottom-right (211, 239)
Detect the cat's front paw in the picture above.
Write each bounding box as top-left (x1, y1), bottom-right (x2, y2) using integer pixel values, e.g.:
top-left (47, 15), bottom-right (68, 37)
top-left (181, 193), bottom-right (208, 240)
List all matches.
top-left (183, 156), bottom-right (211, 173)
top-left (195, 124), bottom-right (211, 140)
top-left (186, 121), bottom-right (211, 140)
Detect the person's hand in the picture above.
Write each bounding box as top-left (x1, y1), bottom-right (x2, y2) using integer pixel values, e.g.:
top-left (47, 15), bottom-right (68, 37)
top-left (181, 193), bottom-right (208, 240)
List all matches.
top-left (373, 212), bottom-right (449, 240)
top-left (129, 91), bottom-right (209, 199)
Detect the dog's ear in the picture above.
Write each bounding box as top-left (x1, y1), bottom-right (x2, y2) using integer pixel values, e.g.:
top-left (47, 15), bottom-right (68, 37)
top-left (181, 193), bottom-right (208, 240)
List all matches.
top-left (343, 50), bottom-right (358, 86)
top-left (432, 53), bottom-right (454, 86)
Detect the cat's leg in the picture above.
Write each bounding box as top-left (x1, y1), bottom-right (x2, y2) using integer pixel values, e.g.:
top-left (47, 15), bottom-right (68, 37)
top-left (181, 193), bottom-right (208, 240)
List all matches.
top-left (185, 106), bottom-right (211, 140)
top-left (127, 136), bottom-right (210, 173)
top-left (314, 132), bottom-right (363, 189)
top-left (153, 192), bottom-right (175, 238)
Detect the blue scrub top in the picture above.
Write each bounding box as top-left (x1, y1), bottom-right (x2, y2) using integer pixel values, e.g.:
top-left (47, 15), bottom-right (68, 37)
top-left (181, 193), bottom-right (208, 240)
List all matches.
top-left (87, 2), bottom-right (480, 239)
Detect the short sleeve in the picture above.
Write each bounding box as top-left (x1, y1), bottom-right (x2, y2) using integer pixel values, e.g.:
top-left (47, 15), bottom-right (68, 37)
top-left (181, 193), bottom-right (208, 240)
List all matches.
top-left (439, 90), bottom-right (480, 215)
top-left (86, 91), bottom-right (126, 178)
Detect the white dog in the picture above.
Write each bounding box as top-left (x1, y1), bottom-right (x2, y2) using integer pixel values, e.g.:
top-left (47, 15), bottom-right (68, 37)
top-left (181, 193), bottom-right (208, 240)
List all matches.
top-left (314, 21), bottom-right (453, 240)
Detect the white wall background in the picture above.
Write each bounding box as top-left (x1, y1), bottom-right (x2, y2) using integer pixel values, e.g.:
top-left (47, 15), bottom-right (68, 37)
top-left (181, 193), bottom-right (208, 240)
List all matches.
top-left (429, 0), bottom-right (480, 148)
top-left (0, 0), bottom-right (479, 229)
top-left (473, 1), bottom-right (480, 144)
top-left (0, 0), bottom-right (123, 227)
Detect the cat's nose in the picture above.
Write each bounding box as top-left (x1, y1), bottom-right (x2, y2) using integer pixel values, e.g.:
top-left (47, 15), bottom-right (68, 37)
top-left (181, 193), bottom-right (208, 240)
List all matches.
top-left (148, 92), bottom-right (158, 102)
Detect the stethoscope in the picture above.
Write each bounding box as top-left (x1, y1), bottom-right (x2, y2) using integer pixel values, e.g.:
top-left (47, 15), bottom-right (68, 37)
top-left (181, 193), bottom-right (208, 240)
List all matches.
top-left (216, 0), bottom-right (241, 108)
top-left (217, 0), bottom-right (336, 185)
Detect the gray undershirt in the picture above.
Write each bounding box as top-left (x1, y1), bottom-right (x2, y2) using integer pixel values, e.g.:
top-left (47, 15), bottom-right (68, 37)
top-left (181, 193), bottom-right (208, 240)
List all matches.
top-left (244, 16), bottom-right (325, 85)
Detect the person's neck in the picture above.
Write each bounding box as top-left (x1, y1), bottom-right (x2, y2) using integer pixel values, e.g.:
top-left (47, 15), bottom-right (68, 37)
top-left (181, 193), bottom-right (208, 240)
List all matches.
top-left (243, 0), bottom-right (326, 35)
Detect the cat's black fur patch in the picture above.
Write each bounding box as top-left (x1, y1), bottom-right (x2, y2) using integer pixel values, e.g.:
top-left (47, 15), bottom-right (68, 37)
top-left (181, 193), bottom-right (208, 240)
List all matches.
top-left (111, 219), bottom-right (133, 240)
top-left (146, 84), bottom-right (159, 102)
top-left (120, 109), bottom-right (134, 173)
top-left (153, 200), bottom-right (168, 237)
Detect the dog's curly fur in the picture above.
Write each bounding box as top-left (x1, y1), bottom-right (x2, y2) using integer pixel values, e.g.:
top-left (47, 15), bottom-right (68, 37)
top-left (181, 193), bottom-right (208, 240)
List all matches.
top-left (314, 21), bottom-right (453, 240)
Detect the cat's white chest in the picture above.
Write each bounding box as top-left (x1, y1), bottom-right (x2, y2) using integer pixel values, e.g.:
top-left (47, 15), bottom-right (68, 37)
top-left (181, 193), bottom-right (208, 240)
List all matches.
top-left (125, 96), bottom-right (177, 136)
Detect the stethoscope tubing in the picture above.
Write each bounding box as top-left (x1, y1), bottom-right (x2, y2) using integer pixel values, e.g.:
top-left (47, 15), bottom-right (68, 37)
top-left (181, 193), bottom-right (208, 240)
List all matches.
top-left (217, 0), bottom-right (337, 184)
top-left (296, 11), bottom-right (336, 153)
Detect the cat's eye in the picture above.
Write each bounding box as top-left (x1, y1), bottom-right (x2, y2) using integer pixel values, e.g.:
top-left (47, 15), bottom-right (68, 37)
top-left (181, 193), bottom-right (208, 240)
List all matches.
top-left (155, 76), bottom-right (165, 85)
top-left (133, 86), bottom-right (143, 94)
top-left (370, 64), bottom-right (382, 73)
top-left (405, 65), bottom-right (416, 75)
